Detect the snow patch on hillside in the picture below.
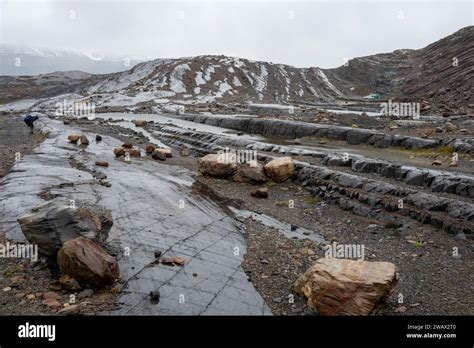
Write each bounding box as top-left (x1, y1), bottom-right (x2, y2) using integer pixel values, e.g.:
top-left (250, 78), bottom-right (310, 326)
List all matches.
top-left (170, 64), bottom-right (190, 93)
top-left (215, 80), bottom-right (233, 98)
top-left (233, 76), bottom-right (242, 87)
top-left (316, 68), bottom-right (342, 96)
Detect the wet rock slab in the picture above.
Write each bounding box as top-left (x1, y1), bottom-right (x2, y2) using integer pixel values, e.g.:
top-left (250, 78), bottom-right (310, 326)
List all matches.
top-left (0, 118), bottom-right (271, 315)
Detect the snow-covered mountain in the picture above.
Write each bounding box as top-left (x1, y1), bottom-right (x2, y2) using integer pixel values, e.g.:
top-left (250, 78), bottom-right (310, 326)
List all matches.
top-left (82, 55), bottom-right (343, 105)
top-left (0, 44), bottom-right (147, 75)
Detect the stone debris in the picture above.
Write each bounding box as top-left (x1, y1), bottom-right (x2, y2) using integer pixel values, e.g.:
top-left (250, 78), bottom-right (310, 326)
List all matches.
top-left (132, 119), bottom-right (147, 127)
top-left (58, 275), bottom-right (82, 291)
top-left (113, 147), bottom-right (126, 157)
top-left (152, 148), bottom-right (172, 160)
top-left (80, 135), bottom-right (89, 145)
top-left (95, 160), bottom-right (109, 167)
top-left (122, 141), bottom-right (133, 149)
top-left (152, 148), bottom-right (166, 161)
top-left (250, 187), bottom-right (269, 198)
top-left (67, 134), bottom-right (81, 143)
top-left (159, 255), bottom-right (186, 267)
top-left (129, 148), bottom-right (141, 157)
top-left (145, 144), bottom-right (155, 154)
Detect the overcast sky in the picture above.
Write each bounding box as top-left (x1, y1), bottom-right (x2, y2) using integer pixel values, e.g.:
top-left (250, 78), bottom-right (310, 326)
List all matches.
top-left (0, 0), bottom-right (472, 68)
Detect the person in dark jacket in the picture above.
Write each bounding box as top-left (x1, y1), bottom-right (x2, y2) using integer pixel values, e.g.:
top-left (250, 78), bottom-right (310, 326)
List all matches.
top-left (24, 115), bottom-right (39, 134)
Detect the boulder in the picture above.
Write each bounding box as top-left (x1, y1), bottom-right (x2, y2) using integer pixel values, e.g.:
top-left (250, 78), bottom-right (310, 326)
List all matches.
top-left (154, 148), bottom-right (172, 158)
top-left (95, 135), bottom-right (102, 142)
top-left (57, 237), bottom-right (120, 287)
top-left (293, 258), bottom-right (398, 316)
top-left (17, 198), bottom-right (113, 258)
top-left (264, 157), bottom-right (294, 182)
top-left (58, 275), bottom-right (82, 291)
top-left (95, 160), bottom-right (109, 167)
top-left (132, 119), bottom-right (147, 127)
top-left (80, 135), bottom-right (89, 145)
top-left (445, 122), bottom-right (456, 132)
top-left (152, 148), bottom-right (166, 161)
top-left (113, 147), bottom-right (126, 157)
top-left (122, 141), bottom-right (133, 149)
top-left (68, 134), bottom-right (80, 144)
top-left (145, 144), bottom-right (155, 154)
top-left (198, 153), bottom-right (237, 177)
top-left (234, 161), bottom-right (267, 183)
top-left (250, 187), bottom-right (269, 198)
top-left (129, 148), bottom-right (141, 157)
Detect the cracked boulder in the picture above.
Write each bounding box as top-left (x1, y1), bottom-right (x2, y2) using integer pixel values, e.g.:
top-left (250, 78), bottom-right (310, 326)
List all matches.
top-left (293, 258), bottom-right (398, 315)
top-left (17, 197), bottom-right (113, 258)
top-left (57, 236), bottom-right (120, 287)
top-left (264, 157), bottom-right (294, 182)
top-left (198, 153), bottom-right (237, 177)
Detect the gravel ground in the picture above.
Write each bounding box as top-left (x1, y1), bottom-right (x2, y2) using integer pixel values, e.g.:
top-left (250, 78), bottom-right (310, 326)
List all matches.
top-left (197, 176), bottom-right (474, 316)
top-left (0, 114), bottom-right (43, 178)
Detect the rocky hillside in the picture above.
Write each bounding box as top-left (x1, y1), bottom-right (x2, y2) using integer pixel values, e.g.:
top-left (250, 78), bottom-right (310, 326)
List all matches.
top-left (0, 71), bottom-right (98, 104)
top-left (1, 26), bottom-right (472, 113)
top-left (326, 26), bottom-right (474, 112)
top-left (82, 55), bottom-right (344, 104)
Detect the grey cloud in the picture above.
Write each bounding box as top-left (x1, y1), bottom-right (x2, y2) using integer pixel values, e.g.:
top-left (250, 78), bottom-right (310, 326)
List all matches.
top-left (1, 0), bottom-right (472, 68)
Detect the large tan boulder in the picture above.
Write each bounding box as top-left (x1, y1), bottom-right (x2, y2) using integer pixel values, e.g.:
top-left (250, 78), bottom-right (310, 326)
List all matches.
top-left (57, 237), bottom-right (120, 288)
top-left (234, 161), bottom-right (267, 183)
top-left (198, 153), bottom-right (237, 177)
top-left (293, 258), bottom-right (398, 316)
top-left (264, 157), bottom-right (294, 182)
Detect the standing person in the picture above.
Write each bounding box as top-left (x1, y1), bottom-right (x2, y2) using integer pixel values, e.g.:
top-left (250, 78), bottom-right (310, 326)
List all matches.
top-left (23, 114), bottom-right (39, 134)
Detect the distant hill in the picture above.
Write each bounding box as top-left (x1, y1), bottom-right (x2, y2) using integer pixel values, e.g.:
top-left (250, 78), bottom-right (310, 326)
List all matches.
top-left (0, 44), bottom-right (147, 75)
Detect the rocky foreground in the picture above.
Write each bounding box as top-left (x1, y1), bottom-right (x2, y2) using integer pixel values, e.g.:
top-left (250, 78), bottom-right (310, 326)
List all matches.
top-left (0, 111), bottom-right (472, 316)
